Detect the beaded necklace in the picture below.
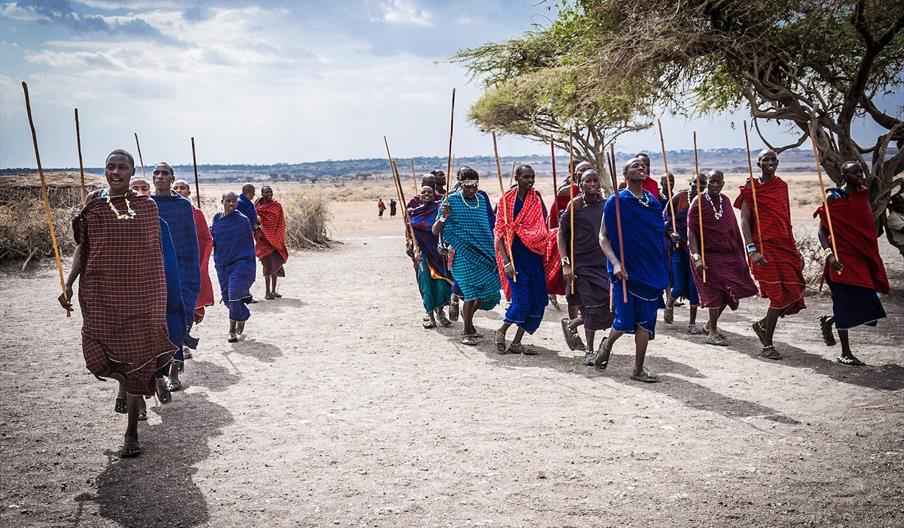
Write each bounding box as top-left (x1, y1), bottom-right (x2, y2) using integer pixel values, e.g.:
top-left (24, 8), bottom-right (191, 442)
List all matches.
top-left (704, 192), bottom-right (724, 220)
top-left (461, 192), bottom-right (481, 210)
top-left (103, 190), bottom-right (136, 220)
top-left (625, 188), bottom-right (652, 208)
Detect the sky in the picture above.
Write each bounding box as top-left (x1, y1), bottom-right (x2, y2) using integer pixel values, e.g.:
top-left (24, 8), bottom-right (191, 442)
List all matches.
top-left (0, 0), bottom-right (898, 169)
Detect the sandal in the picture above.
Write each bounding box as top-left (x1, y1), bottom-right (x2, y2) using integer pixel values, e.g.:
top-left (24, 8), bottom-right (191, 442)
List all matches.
top-left (167, 378), bottom-right (182, 392)
top-left (436, 310), bottom-right (452, 327)
top-left (265, 292), bottom-right (275, 300)
top-left (448, 301), bottom-right (460, 321)
top-left (630, 368), bottom-right (660, 383)
top-left (760, 345), bottom-right (782, 360)
top-left (273, 292), bottom-right (282, 298)
top-left (752, 321), bottom-right (767, 346)
top-left (120, 436), bottom-right (142, 458)
top-left (705, 333), bottom-right (730, 346)
top-left (836, 355), bottom-right (865, 366)
top-left (228, 333), bottom-right (238, 343)
top-left (549, 296), bottom-right (560, 311)
top-left (114, 396), bottom-right (127, 415)
top-left (182, 347), bottom-right (193, 360)
top-left (819, 316), bottom-right (837, 346)
top-left (467, 332), bottom-right (484, 339)
top-left (423, 315), bottom-right (437, 329)
top-left (663, 305), bottom-right (674, 324)
top-left (594, 338), bottom-right (611, 370)
top-left (155, 378), bottom-right (172, 404)
top-left (494, 331), bottom-right (507, 353)
top-left (460, 334), bottom-right (479, 346)
top-left (583, 350), bottom-right (596, 366)
top-left (687, 323), bottom-right (702, 335)
top-left (138, 408), bottom-right (148, 422)
top-left (510, 342), bottom-right (535, 355)
top-left (560, 318), bottom-right (577, 350)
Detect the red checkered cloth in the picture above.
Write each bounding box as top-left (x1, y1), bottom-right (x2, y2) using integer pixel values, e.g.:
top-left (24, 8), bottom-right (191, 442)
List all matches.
top-left (544, 228), bottom-right (565, 295)
top-left (254, 199), bottom-right (288, 275)
top-left (733, 177), bottom-right (806, 314)
top-left (73, 193), bottom-right (177, 396)
top-left (494, 188), bottom-right (553, 300)
top-left (193, 207), bottom-right (214, 323)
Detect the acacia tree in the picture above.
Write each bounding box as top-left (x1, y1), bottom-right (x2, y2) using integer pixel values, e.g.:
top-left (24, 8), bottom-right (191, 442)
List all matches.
top-left (452, 21), bottom-right (654, 189)
top-left (567, 0), bottom-right (904, 221)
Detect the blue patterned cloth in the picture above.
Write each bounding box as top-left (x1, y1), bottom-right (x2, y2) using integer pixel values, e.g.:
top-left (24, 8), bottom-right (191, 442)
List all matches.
top-left (212, 211), bottom-right (256, 322)
top-left (156, 218), bottom-right (185, 377)
top-left (152, 193), bottom-right (200, 333)
top-left (441, 190), bottom-right (501, 309)
top-left (237, 194), bottom-right (258, 229)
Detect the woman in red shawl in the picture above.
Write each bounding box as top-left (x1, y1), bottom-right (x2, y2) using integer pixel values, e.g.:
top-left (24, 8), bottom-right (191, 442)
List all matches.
top-left (815, 161), bottom-right (889, 366)
top-left (58, 149), bottom-right (177, 458)
top-left (255, 185), bottom-right (289, 300)
top-left (735, 150), bottom-right (806, 360)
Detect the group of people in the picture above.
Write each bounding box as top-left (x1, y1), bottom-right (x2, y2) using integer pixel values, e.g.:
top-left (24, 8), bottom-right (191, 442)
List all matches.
top-left (58, 149), bottom-right (290, 458)
top-left (400, 150), bottom-right (891, 383)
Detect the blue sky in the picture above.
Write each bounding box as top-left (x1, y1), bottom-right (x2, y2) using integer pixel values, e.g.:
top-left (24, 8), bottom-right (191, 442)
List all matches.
top-left (0, 0), bottom-right (897, 168)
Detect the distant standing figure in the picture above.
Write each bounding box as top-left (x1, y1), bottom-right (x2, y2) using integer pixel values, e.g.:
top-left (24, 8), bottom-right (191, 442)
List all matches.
top-left (887, 194), bottom-right (904, 258)
top-left (211, 191), bottom-right (257, 343)
top-left (255, 185), bottom-right (289, 300)
top-left (389, 198), bottom-right (397, 217)
top-left (378, 198), bottom-right (386, 219)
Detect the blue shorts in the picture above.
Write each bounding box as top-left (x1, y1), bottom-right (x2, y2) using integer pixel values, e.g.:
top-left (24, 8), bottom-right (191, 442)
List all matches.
top-left (612, 281), bottom-right (665, 338)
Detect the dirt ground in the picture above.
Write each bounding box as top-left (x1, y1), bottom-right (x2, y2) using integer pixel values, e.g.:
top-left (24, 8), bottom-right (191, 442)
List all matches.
top-left (2, 175), bottom-right (903, 527)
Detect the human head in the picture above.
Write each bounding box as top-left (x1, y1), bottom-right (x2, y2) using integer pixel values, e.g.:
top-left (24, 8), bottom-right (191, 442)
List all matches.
top-left (515, 164), bottom-right (535, 192)
top-left (420, 174), bottom-right (437, 190)
top-left (574, 161), bottom-right (593, 179)
top-left (105, 149), bottom-right (135, 195)
top-left (458, 166), bottom-right (479, 199)
top-left (690, 171), bottom-right (707, 191)
top-left (261, 185), bottom-right (273, 201)
top-left (580, 169), bottom-right (602, 199)
top-left (636, 153), bottom-right (651, 172)
top-left (431, 170), bottom-right (446, 192)
top-left (222, 191), bottom-right (238, 214)
top-left (622, 157), bottom-right (647, 183)
top-left (173, 179), bottom-right (191, 198)
top-left (660, 172), bottom-right (675, 193)
top-left (840, 160), bottom-right (865, 188)
top-left (757, 149), bottom-right (778, 177)
top-left (705, 170), bottom-right (724, 196)
top-left (241, 183), bottom-right (255, 199)
top-left (419, 185), bottom-right (436, 204)
top-left (129, 177), bottom-right (151, 196)
top-left (891, 194), bottom-right (904, 214)
top-left (152, 162), bottom-right (175, 193)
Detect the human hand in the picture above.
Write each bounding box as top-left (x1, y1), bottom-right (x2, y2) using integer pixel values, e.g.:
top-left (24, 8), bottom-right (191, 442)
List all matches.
top-left (751, 252), bottom-right (767, 266)
top-left (827, 254), bottom-right (844, 272)
top-left (58, 286), bottom-right (74, 311)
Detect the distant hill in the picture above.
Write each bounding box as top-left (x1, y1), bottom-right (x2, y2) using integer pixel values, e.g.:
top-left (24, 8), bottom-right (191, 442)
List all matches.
top-left (3, 147), bottom-right (895, 184)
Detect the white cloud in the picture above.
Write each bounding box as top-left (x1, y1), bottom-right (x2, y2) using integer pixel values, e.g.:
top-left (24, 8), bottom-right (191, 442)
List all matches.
top-left (380, 0), bottom-right (432, 27)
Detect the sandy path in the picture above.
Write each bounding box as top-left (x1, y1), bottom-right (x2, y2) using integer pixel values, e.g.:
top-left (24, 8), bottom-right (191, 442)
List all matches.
top-left (1, 204), bottom-right (903, 528)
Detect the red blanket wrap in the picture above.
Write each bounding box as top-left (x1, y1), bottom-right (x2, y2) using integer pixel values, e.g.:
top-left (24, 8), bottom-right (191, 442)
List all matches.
top-left (193, 207), bottom-right (214, 322)
top-left (547, 183), bottom-right (579, 229)
top-left (813, 188), bottom-right (889, 293)
top-left (494, 188), bottom-right (554, 300)
top-left (733, 177), bottom-right (805, 313)
top-left (254, 199), bottom-right (289, 267)
top-left (73, 193), bottom-right (177, 396)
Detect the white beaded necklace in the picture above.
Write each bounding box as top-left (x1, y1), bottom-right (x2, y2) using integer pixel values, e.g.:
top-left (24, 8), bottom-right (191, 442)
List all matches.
top-left (704, 192), bottom-right (724, 220)
top-left (461, 192), bottom-right (481, 210)
top-left (627, 188), bottom-right (652, 208)
top-left (104, 192), bottom-right (136, 220)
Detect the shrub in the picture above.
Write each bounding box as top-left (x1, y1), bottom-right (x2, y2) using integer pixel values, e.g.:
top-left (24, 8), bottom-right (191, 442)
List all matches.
top-left (283, 193), bottom-right (334, 250)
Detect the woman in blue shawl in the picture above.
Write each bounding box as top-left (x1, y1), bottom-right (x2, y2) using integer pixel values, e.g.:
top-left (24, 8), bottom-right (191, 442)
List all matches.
top-left (595, 157), bottom-right (669, 383)
top-left (433, 167), bottom-right (501, 346)
top-left (409, 185), bottom-right (453, 328)
top-left (211, 191), bottom-right (257, 343)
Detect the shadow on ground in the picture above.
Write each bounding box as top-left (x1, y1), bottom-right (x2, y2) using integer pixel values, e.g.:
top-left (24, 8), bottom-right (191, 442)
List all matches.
top-left (436, 323), bottom-right (799, 426)
top-left (76, 392), bottom-right (233, 528)
top-left (249, 297), bottom-right (305, 314)
top-left (229, 339), bottom-right (283, 363)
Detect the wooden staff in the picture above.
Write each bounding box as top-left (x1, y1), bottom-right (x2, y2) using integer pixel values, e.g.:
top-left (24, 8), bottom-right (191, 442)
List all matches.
top-left (191, 137), bottom-right (202, 208)
top-left (808, 120), bottom-right (841, 271)
top-left (509, 160), bottom-right (517, 187)
top-left (567, 137), bottom-right (575, 292)
top-left (446, 88), bottom-right (456, 192)
top-left (22, 82), bottom-right (70, 317)
top-left (742, 120), bottom-right (764, 259)
top-left (550, 138), bottom-right (558, 199)
top-left (133, 132), bottom-right (146, 179)
top-left (411, 159), bottom-right (419, 195)
top-left (383, 137), bottom-right (418, 251)
top-left (607, 146), bottom-right (628, 303)
top-left (692, 131), bottom-right (707, 283)
top-left (492, 131), bottom-right (516, 281)
top-left (74, 108), bottom-right (86, 205)
top-left (656, 118), bottom-right (677, 236)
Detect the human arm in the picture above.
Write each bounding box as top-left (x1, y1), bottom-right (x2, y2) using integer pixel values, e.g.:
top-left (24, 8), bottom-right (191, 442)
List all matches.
top-left (818, 194), bottom-right (843, 272)
top-left (556, 208), bottom-right (573, 285)
top-left (598, 207), bottom-right (626, 281)
top-left (432, 199), bottom-right (449, 236)
top-left (496, 236), bottom-right (515, 279)
top-left (739, 196), bottom-right (767, 266)
top-left (58, 243), bottom-right (84, 310)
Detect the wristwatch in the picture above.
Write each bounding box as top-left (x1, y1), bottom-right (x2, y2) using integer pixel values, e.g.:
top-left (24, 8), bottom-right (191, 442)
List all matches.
top-left (561, 256), bottom-right (571, 267)
top-left (691, 253), bottom-right (701, 262)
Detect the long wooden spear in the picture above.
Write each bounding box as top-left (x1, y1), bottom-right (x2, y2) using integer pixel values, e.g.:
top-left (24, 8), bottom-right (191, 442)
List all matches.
top-left (133, 132), bottom-right (146, 179)
top-left (808, 120), bottom-right (841, 272)
top-left (22, 82), bottom-right (70, 317)
top-left (692, 131), bottom-right (707, 283)
top-left (74, 108), bottom-right (86, 205)
top-left (493, 131), bottom-right (516, 282)
top-left (383, 137), bottom-right (418, 251)
top-left (656, 119), bottom-right (677, 237)
top-left (191, 137), bottom-right (201, 208)
top-left (446, 88), bottom-right (456, 192)
top-left (550, 138), bottom-right (558, 202)
top-left (411, 159), bottom-right (419, 195)
top-left (509, 160), bottom-right (517, 187)
top-left (568, 137), bottom-right (576, 292)
top-left (607, 146), bottom-right (628, 303)
top-left (742, 120), bottom-right (764, 259)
